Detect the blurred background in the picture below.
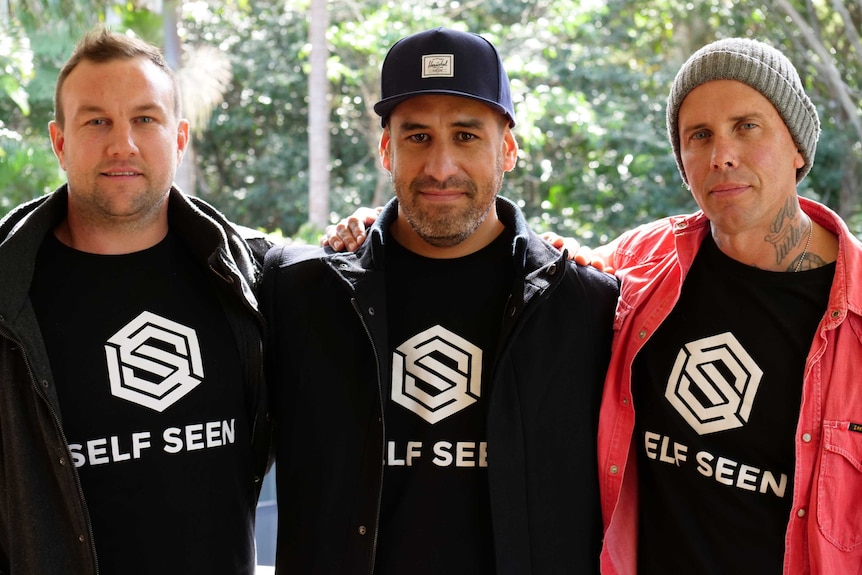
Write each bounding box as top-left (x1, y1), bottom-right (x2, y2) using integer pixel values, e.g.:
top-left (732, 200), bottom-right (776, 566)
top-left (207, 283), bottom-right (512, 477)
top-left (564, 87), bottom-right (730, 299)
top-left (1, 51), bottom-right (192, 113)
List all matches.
top-left (2, 0), bottom-right (860, 245)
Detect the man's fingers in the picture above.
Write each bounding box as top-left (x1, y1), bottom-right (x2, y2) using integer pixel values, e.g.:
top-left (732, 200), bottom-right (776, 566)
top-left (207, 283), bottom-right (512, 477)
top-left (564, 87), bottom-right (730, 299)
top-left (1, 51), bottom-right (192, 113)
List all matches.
top-left (335, 219), bottom-right (361, 252)
top-left (322, 206), bottom-right (382, 252)
top-left (321, 225), bottom-right (341, 249)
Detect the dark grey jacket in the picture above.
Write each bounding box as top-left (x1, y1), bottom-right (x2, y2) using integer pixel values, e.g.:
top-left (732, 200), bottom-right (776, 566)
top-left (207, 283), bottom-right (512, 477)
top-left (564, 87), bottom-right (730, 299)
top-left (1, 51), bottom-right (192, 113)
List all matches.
top-left (0, 186), bottom-right (271, 574)
top-left (263, 197), bottom-right (619, 575)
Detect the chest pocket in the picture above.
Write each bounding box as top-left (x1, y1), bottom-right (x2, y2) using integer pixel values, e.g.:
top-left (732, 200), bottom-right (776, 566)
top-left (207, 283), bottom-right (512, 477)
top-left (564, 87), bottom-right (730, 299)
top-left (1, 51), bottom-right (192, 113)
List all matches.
top-left (818, 421), bottom-right (862, 550)
top-left (612, 297), bottom-right (633, 333)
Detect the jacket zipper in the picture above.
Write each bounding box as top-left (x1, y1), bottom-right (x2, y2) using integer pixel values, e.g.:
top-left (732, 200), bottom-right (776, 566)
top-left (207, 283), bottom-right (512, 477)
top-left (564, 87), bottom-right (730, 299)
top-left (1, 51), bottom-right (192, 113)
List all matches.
top-left (350, 298), bottom-right (385, 575)
top-left (0, 325), bottom-right (100, 574)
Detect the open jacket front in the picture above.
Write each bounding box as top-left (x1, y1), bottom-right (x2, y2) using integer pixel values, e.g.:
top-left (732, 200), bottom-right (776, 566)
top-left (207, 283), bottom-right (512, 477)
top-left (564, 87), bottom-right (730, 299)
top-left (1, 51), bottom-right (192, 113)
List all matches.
top-left (263, 197), bottom-right (619, 575)
top-left (599, 197), bottom-right (862, 575)
top-left (0, 186), bottom-right (271, 574)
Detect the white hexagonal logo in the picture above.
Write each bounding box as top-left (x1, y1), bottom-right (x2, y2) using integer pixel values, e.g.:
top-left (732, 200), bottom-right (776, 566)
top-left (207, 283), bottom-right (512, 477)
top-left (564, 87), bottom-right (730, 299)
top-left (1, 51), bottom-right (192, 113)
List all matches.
top-left (104, 311), bottom-right (204, 412)
top-left (665, 332), bottom-right (763, 435)
top-left (392, 325), bottom-right (482, 424)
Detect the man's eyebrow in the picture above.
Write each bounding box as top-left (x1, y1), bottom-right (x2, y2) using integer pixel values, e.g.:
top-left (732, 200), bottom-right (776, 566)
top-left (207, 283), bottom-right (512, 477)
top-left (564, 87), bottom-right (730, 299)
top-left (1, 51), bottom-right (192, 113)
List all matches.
top-left (72, 104), bottom-right (108, 116)
top-left (396, 117), bottom-right (488, 131)
top-left (396, 120), bottom-right (430, 131)
top-left (451, 117), bottom-right (486, 128)
top-left (729, 111), bottom-right (768, 123)
top-left (72, 102), bottom-right (166, 117)
top-left (682, 111), bottom-right (769, 131)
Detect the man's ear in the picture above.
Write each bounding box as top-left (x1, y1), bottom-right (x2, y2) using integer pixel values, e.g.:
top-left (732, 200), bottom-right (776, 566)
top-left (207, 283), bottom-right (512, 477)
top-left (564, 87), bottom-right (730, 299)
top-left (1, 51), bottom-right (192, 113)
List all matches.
top-left (379, 128), bottom-right (392, 171)
top-left (49, 121), bottom-right (67, 171)
top-left (502, 127), bottom-right (518, 173)
top-left (176, 119), bottom-right (190, 163)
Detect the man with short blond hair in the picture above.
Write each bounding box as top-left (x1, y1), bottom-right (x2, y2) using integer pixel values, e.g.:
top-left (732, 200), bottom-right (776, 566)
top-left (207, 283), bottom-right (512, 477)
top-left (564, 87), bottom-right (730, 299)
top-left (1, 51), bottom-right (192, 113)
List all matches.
top-left (0, 28), bottom-right (270, 574)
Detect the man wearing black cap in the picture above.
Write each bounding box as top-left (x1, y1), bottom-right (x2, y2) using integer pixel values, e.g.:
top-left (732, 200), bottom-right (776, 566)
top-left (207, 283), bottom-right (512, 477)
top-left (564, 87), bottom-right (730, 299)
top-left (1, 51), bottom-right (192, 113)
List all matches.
top-left (261, 27), bottom-right (618, 574)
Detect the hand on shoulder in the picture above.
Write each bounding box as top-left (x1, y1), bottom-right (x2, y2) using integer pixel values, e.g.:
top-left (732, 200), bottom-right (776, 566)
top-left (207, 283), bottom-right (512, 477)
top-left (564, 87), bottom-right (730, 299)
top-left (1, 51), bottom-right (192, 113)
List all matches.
top-left (321, 207), bottom-right (382, 252)
top-left (540, 232), bottom-right (615, 274)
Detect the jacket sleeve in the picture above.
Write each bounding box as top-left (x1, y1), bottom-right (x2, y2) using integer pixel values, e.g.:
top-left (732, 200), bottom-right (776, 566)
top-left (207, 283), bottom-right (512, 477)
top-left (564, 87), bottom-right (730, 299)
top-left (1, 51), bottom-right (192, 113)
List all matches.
top-left (240, 228), bottom-right (275, 268)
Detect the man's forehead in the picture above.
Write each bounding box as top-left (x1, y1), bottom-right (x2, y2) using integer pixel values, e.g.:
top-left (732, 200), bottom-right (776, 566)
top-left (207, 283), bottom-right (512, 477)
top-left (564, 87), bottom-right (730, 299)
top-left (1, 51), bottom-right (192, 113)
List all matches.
top-left (679, 80), bottom-right (777, 119)
top-left (64, 57), bottom-right (173, 93)
top-left (62, 59), bottom-right (174, 106)
top-left (390, 94), bottom-right (503, 127)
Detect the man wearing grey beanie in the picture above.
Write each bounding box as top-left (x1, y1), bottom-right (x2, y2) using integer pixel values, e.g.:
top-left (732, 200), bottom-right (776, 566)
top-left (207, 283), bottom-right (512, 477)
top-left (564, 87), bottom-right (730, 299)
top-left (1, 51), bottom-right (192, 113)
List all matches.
top-left (594, 37), bottom-right (862, 574)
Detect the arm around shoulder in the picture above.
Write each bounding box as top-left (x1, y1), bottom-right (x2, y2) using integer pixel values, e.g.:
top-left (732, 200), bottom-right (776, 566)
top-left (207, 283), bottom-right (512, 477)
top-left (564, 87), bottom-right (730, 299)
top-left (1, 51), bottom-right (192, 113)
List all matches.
top-left (569, 258), bottom-right (621, 324)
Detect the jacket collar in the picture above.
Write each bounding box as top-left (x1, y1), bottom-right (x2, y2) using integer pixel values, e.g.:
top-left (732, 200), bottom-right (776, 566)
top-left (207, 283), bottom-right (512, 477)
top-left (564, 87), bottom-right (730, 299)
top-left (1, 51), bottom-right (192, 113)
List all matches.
top-left (0, 188), bottom-right (67, 322)
top-left (358, 195), bottom-right (563, 279)
top-left (798, 197), bottom-right (862, 326)
top-left (660, 198), bottom-right (862, 325)
top-left (0, 185), bottom-right (261, 323)
top-left (168, 188), bottom-right (262, 310)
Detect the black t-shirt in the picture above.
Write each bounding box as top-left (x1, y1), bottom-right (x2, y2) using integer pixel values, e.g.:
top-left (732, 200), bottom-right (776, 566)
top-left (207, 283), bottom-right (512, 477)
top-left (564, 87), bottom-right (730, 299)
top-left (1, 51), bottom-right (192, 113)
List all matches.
top-left (633, 234), bottom-right (834, 575)
top-left (375, 228), bottom-right (514, 575)
top-left (30, 231), bottom-right (255, 575)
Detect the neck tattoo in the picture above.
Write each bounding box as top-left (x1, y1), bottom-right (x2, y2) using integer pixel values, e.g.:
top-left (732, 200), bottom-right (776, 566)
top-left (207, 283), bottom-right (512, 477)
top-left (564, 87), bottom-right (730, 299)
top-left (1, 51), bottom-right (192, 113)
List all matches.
top-left (794, 218), bottom-right (813, 273)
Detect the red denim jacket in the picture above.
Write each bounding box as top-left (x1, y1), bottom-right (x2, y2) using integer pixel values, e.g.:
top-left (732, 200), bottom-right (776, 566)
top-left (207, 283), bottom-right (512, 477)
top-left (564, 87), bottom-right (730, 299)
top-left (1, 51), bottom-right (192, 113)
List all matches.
top-left (598, 197), bottom-right (862, 575)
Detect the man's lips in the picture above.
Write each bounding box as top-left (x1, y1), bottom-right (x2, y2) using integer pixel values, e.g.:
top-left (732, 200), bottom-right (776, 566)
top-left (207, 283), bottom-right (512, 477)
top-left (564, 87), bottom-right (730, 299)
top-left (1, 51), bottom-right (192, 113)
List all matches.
top-left (100, 169), bottom-right (142, 177)
top-left (418, 189), bottom-right (466, 200)
top-left (709, 182), bottom-right (749, 195)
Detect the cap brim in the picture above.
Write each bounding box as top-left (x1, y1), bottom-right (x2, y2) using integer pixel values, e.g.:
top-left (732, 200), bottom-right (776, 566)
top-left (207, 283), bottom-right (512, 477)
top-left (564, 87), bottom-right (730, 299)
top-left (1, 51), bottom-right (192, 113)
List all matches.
top-left (373, 90), bottom-right (515, 127)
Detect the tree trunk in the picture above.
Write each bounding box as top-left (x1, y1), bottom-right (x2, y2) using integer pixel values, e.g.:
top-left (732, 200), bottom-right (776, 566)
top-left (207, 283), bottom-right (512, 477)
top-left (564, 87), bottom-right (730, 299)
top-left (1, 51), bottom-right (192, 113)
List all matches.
top-left (161, 0), bottom-right (196, 195)
top-left (772, 0), bottom-right (862, 220)
top-left (308, 0), bottom-right (330, 229)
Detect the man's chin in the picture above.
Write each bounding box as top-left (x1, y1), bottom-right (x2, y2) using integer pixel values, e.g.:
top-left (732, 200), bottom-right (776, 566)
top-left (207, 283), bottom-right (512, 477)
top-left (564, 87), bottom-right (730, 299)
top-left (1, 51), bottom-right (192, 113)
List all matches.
top-left (416, 228), bottom-right (476, 248)
top-left (420, 236), bottom-right (463, 248)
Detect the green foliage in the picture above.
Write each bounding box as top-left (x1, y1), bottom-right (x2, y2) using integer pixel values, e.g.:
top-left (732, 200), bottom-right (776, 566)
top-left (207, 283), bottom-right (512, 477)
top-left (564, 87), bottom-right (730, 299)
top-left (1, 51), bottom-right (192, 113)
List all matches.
top-left (0, 20), bottom-right (86, 215)
top-left (5, 0), bottom-right (105, 31)
top-left (181, 1), bottom-right (313, 233)
top-left (112, 4), bottom-right (165, 45)
top-left (496, 1), bottom-right (690, 243)
top-left (293, 221), bottom-right (323, 245)
top-left (1, 0), bottom-right (860, 241)
top-left (0, 19), bottom-right (35, 156)
top-left (0, 134), bottom-right (62, 212)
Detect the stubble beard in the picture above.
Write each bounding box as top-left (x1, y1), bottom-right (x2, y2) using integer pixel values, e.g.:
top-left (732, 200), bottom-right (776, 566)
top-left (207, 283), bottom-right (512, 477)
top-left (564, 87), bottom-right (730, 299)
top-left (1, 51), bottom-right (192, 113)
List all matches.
top-left (394, 161), bottom-right (504, 248)
top-left (69, 171), bottom-right (171, 233)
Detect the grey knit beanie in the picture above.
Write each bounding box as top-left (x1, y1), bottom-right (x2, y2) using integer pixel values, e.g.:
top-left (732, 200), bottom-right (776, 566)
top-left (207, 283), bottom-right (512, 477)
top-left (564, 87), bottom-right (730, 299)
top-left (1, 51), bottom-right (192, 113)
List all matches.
top-left (666, 38), bottom-right (820, 183)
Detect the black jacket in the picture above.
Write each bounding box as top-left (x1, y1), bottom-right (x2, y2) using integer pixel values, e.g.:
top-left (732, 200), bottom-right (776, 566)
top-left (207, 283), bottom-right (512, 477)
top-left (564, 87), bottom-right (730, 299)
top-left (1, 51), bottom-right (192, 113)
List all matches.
top-left (0, 186), bottom-right (271, 574)
top-left (262, 197), bottom-right (618, 574)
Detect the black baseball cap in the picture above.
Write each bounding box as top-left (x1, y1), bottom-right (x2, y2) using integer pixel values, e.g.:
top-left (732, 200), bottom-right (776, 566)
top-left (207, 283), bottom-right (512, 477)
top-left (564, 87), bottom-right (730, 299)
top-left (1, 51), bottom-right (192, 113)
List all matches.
top-left (373, 27), bottom-right (516, 128)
